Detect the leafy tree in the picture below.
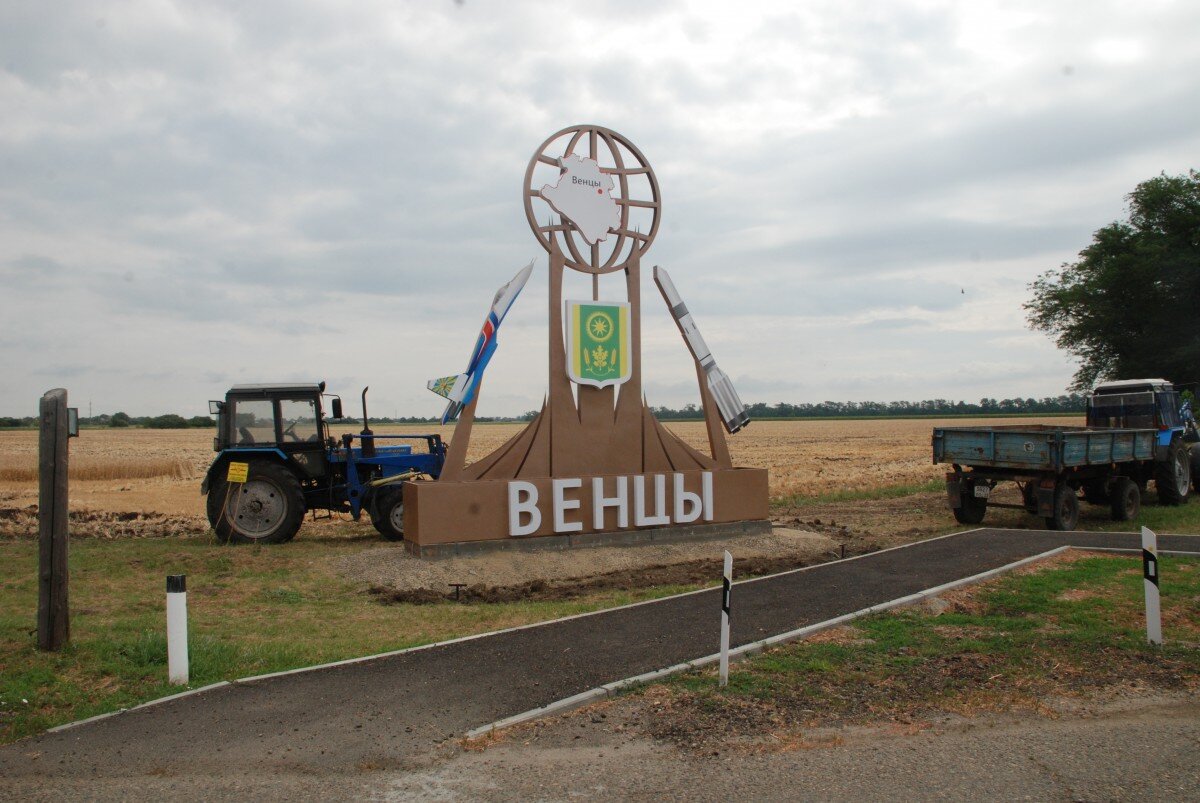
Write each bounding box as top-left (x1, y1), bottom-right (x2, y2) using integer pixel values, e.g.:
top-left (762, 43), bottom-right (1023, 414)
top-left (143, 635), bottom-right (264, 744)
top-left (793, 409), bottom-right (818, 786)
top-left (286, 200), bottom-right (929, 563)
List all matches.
top-left (1026, 170), bottom-right (1200, 390)
top-left (110, 411), bottom-right (132, 428)
top-left (146, 414), bottom-right (189, 429)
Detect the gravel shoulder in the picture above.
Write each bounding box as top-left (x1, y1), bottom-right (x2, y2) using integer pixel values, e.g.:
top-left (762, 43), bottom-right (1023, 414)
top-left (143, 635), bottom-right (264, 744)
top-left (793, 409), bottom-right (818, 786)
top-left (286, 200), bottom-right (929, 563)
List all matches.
top-left (385, 689), bottom-right (1200, 802)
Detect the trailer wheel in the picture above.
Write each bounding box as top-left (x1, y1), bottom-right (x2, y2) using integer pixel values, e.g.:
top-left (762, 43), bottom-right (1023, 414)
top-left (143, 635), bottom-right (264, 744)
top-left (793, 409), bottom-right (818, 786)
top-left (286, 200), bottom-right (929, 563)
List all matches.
top-left (1154, 442), bottom-right (1191, 506)
top-left (208, 461), bottom-right (305, 544)
top-left (370, 486), bottom-right (406, 542)
top-left (1110, 477), bottom-right (1140, 521)
top-left (1044, 483), bottom-right (1079, 531)
top-left (952, 479), bottom-right (987, 525)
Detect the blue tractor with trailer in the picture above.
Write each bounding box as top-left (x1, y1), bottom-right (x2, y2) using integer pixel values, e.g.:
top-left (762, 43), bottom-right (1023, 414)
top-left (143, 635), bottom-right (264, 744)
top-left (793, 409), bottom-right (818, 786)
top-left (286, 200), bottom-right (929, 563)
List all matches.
top-left (933, 379), bottom-right (1197, 531)
top-left (202, 382), bottom-right (446, 544)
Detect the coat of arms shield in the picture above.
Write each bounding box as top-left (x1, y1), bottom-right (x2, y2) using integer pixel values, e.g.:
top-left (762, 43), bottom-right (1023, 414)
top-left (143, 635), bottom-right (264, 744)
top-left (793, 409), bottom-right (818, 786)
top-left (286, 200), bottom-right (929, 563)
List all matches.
top-left (564, 300), bottom-right (632, 388)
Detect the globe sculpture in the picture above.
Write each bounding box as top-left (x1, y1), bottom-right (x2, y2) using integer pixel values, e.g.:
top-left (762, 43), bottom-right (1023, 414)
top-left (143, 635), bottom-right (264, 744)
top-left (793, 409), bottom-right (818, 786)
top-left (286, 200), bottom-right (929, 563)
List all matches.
top-left (523, 124), bottom-right (660, 275)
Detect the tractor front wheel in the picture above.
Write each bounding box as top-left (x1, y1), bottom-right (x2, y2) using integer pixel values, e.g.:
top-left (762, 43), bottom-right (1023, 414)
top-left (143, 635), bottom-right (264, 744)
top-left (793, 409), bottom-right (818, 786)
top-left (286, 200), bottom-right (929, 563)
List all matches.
top-left (370, 486), bottom-right (406, 542)
top-left (208, 461), bottom-right (305, 544)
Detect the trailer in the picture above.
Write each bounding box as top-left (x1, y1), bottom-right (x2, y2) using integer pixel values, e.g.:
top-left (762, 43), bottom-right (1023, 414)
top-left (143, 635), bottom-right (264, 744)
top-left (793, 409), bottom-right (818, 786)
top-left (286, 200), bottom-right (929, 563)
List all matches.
top-left (933, 379), bottom-right (1195, 531)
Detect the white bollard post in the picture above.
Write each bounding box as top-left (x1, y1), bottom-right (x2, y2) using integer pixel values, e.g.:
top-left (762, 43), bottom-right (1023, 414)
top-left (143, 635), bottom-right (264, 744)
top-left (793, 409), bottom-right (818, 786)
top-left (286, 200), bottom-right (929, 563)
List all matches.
top-left (719, 550), bottom-right (732, 687)
top-left (1141, 527), bottom-right (1162, 646)
top-left (167, 574), bottom-right (189, 684)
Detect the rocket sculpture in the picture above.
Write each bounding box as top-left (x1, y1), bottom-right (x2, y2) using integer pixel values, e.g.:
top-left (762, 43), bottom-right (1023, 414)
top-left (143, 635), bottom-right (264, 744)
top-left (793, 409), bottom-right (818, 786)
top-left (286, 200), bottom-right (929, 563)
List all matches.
top-left (428, 260), bottom-right (534, 424)
top-left (653, 266), bottom-right (750, 434)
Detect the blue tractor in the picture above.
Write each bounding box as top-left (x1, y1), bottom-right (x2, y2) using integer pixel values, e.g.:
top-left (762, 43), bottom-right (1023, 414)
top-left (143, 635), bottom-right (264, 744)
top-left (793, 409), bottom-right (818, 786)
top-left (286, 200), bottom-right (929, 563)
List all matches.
top-left (202, 383), bottom-right (445, 544)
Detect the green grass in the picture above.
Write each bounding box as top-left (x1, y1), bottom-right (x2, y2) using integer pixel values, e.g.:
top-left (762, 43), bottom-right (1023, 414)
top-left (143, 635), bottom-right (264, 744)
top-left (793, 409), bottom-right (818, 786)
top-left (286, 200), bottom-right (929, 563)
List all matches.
top-left (664, 554), bottom-right (1200, 721)
top-left (0, 531), bottom-right (705, 743)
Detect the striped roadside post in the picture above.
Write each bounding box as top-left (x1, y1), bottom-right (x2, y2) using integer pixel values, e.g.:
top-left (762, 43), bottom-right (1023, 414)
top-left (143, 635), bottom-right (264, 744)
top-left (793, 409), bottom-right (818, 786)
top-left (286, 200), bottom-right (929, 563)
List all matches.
top-left (1141, 527), bottom-right (1162, 646)
top-left (719, 550), bottom-right (732, 687)
top-left (167, 575), bottom-right (189, 684)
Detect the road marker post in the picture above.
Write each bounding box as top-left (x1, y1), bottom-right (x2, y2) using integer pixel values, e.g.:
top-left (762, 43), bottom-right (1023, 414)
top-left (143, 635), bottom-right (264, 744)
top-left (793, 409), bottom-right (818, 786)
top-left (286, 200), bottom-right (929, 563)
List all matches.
top-left (167, 575), bottom-right (189, 684)
top-left (1141, 527), bottom-right (1162, 646)
top-left (719, 550), bottom-right (732, 687)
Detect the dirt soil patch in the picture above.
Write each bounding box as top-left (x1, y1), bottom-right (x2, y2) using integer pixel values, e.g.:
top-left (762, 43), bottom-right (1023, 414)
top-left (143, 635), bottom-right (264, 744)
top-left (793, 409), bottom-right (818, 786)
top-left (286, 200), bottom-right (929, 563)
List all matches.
top-left (340, 528), bottom-right (836, 604)
top-left (0, 504), bottom-right (208, 539)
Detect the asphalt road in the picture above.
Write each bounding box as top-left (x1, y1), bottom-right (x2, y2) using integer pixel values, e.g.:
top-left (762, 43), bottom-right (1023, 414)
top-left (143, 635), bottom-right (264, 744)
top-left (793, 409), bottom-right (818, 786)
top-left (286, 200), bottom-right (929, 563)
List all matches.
top-left (2, 528), bottom-right (1196, 798)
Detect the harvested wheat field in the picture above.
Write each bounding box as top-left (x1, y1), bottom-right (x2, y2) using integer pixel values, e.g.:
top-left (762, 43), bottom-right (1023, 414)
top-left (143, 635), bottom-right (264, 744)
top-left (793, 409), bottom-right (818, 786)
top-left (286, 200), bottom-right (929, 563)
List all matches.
top-left (0, 417), bottom-right (1080, 521)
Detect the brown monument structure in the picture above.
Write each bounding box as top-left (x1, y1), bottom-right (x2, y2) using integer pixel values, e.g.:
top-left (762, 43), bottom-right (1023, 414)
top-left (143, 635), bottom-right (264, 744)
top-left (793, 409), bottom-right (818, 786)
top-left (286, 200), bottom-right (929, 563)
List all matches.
top-left (404, 124), bottom-right (769, 554)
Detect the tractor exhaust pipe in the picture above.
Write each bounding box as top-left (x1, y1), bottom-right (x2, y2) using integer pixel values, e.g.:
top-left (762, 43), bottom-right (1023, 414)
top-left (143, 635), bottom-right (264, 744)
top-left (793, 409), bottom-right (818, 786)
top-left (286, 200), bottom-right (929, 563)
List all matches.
top-left (360, 386), bottom-right (375, 458)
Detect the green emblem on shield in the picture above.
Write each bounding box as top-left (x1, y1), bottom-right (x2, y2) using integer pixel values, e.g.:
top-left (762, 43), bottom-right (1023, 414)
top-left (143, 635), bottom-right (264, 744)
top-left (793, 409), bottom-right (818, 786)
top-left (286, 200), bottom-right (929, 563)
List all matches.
top-left (565, 300), bottom-right (632, 388)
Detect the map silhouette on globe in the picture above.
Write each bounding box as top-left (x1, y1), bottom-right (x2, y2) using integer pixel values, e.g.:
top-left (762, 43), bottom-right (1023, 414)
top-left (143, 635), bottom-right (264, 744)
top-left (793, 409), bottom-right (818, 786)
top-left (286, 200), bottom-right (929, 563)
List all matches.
top-left (524, 124), bottom-right (661, 275)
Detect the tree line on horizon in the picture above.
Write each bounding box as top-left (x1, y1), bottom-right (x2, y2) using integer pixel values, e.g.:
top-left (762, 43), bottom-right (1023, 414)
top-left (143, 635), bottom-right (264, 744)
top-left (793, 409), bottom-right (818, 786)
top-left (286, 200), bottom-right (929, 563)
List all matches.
top-left (649, 394), bottom-right (1090, 420)
top-left (0, 394), bottom-right (1092, 429)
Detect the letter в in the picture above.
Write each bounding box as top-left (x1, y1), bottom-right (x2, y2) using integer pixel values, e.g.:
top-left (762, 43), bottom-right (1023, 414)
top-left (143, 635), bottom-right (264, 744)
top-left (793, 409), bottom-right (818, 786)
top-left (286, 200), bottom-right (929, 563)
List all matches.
top-left (508, 481), bottom-right (541, 536)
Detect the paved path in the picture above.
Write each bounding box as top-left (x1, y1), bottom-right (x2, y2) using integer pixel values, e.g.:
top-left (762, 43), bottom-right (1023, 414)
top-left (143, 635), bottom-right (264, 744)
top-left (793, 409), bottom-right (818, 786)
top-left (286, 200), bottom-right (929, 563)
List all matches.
top-left (2, 528), bottom-right (1196, 797)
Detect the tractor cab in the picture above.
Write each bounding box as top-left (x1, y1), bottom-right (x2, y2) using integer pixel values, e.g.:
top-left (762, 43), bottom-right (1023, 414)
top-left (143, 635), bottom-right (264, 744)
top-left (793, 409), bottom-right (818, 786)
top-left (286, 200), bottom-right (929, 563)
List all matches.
top-left (1087, 379), bottom-right (1183, 437)
top-left (210, 383), bottom-right (340, 480)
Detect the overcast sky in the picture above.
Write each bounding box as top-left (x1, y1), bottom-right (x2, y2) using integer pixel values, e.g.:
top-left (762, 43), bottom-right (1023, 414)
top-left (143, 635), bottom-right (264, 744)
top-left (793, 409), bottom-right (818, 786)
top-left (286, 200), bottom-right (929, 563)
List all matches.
top-left (2, 0), bottom-right (1197, 418)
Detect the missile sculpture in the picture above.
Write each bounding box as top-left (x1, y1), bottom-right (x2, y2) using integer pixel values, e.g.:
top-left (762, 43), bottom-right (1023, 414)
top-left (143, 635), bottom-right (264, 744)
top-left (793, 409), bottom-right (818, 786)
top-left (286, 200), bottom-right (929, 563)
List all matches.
top-left (653, 265), bottom-right (750, 434)
top-left (428, 260), bottom-right (534, 424)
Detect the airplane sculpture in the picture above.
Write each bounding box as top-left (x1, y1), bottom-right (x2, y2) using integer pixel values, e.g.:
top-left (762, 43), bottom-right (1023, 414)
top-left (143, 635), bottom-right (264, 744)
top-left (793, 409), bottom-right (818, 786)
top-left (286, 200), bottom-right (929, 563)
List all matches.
top-left (653, 265), bottom-right (750, 434)
top-left (428, 260), bottom-right (534, 423)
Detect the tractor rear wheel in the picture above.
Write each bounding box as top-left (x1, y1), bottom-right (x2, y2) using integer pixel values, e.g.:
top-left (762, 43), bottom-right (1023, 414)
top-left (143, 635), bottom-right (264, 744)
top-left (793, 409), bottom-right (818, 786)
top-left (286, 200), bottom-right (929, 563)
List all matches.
top-left (370, 486), bottom-right (406, 542)
top-left (1154, 442), bottom-right (1191, 506)
top-left (208, 461), bottom-right (305, 544)
top-left (1044, 483), bottom-right (1079, 531)
top-left (1110, 477), bottom-right (1140, 521)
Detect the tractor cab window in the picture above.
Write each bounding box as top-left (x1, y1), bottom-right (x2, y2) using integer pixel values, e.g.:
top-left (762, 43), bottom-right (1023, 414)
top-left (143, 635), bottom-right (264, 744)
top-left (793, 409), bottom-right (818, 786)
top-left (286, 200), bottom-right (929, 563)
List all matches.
top-left (233, 399), bottom-right (276, 445)
top-left (1088, 391), bottom-right (1156, 429)
top-left (280, 398), bottom-right (319, 443)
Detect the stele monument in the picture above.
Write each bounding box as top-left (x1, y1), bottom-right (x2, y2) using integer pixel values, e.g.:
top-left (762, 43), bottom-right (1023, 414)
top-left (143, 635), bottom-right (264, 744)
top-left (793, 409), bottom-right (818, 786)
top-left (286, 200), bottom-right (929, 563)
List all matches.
top-left (404, 124), bottom-right (769, 554)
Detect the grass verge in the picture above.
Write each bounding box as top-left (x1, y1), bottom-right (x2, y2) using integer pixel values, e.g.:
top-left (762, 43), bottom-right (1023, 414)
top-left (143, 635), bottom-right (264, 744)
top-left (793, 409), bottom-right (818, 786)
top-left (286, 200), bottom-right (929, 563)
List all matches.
top-left (641, 553), bottom-right (1200, 750)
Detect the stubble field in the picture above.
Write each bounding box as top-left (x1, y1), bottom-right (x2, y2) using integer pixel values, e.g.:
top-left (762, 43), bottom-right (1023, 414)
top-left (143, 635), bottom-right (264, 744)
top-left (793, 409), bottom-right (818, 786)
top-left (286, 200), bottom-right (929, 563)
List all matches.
top-left (0, 417), bottom-right (1081, 521)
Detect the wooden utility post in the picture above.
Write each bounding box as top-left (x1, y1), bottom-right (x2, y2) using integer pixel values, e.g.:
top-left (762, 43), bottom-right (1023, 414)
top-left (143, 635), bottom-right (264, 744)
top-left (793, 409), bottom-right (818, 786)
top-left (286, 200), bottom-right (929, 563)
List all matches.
top-left (37, 388), bottom-right (70, 651)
